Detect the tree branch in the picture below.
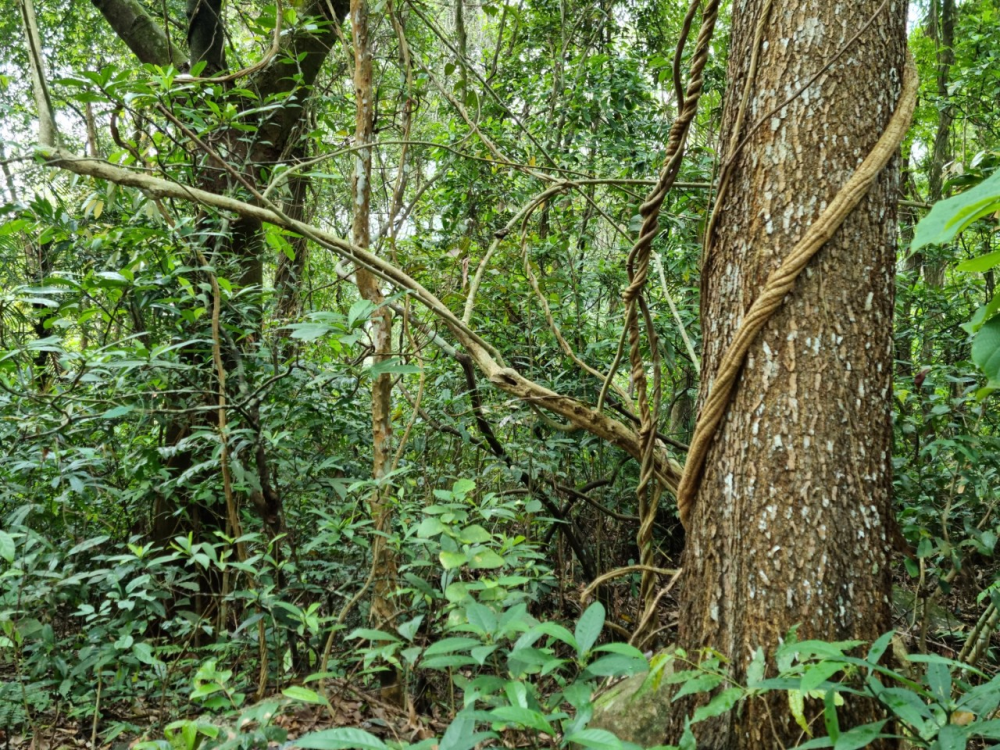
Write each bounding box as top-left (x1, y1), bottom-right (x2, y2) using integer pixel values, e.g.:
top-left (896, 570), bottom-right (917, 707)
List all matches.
top-left (90, 0), bottom-right (187, 67)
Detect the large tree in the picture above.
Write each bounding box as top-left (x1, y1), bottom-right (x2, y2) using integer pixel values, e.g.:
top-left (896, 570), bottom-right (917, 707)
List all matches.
top-left (672, 0), bottom-right (913, 745)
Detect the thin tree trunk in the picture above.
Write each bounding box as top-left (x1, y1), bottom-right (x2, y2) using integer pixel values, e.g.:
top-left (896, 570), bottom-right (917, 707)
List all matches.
top-left (921, 0), bottom-right (954, 361)
top-left (351, 0), bottom-right (400, 704)
top-left (671, 0), bottom-right (906, 745)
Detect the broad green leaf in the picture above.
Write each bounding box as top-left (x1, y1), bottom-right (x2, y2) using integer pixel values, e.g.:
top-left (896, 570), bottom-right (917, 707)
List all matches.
top-left (282, 686), bottom-right (328, 705)
top-left (935, 723), bottom-right (969, 750)
top-left (459, 524), bottom-right (492, 544)
top-left (956, 249), bottom-right (1000, 273)
top-left (832, 720), bottom-right (886, 750)
top-left (801, 661), bottom-right (844, 692)
top-left (440, 550), bottom-right (467, 569)
top-left (788, 690), bottom-right (810, 735)
top-left (972, 315), bottom-right (1000, 381)
top-left (420, 654), bottom-right (477, 669)
top-left (876, 687), bottom-right (933, 733)
top-left (294, 727), bottom-right (387, 750)
top-left (468, 549), bottom-right (504, 569)
top-left (423, 637), bottom-right (480, 656)
top-left (348, 299), bottom-right (375, 327)
top-left (285, 322), bottom-right (334, 341)
top-left (912, 169), bottom-right (1000, 251)
top-left (585, 653), bottom-right (647, 677)
top-left (489, 706), bottom-right (554, 734)
top-left (452, 478), bottom-right (476, 497)
top-left (397, 615), bottom-right (423, 642)
top-left (866, 631), bottom-right (894, 665)
top-left (926, 662), bottom-right (951, 704)
top-left (971, 719), bottom-right (1000, 739)
top-left (131, 642), bottom-right (159, 666)
top-left (439, 710), bottom-right (493, 750)
top-left (347, 627), bottom-right (400, 642)
top-left (416, 517), bottom-right (447, 537)
top-left (595, 642), bottom-right (647, 659)
top-left (67, 535), bottom-right (109, 556)
top-left (575, 601), bottom-right (605, 657)
top-left (824, 690), bottom-right (840, 743)
top-left (672, 673), bottom-right (723, 702)
top-left (466, 602), bottom-right (498, 635)
top-left (101, 405), bottom-right (134, 419)
top-left (746, 647), bottom-right (766, 688)
top-left (531, 621), bottom-right (578, 650)
top-left (0, 531), bottom-right (14, 563)
top-left (470, 645), bottom-right (497, 665)
top-left (692, 687), bottom-right (742, 724)
top-left (564, 728), bottom-right (623, 750)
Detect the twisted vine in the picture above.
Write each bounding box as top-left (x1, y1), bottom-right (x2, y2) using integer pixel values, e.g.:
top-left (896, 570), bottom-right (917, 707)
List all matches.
top-left (676, 52), bottom-right (919, 528)
top-left (596, 0), bottom-right (720, 632)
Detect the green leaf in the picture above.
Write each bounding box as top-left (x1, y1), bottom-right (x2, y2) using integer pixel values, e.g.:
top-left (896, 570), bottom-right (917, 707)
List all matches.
top-left (489, 706), bottom-right (554, 734)
top-left (420, 654), bottom-right (477, 669)
top-left (956, 249), bottom-right (1000, 273)
top-left (282, 686), bottom-right (328, 705)
top-left (424, 637), bottom-right (481, 656)
top-left (935, 723), bottom-right (969, 750)
top-left (347, 299), bottom-right (376, 327)
top-left (101, 405), bottom-right (134, 419)
top-left (595, 642), bottom-right (647, 658)
top-left (0, 530), bottom-right (14, 563)
top-left (397, 615), bottom-right (423, 642)
top-left (470, 645), bottom-right (497, 665)
top-left (876, 687), bottom-right (932, 733)
top-left (468, 549), bottom-right (504, 569)
top-left (746, 647), bottom-right (766, 688)
top-left (586, 654), bottom-right (647, 677)
top-left (132, 642), bottom-right (160, 666)
top-left (285, 322), bottom-right (335, 340)
top-left (531, 621), bottom-right (578, 650)
top-left (824, 689), bottom-right (840, 743)
top-left (440, 550), bottom-right (467, 569)
top-left (832, 720), bottom-right (886, 750)
top-left (416, 517), bottom-right (448, 537)
top-left (67, 535), bottom-right (109, 556)
top-left (926, 662), bottom-right (951, 704)
top-left (458, 524), bottom-right (492, 544)
top-left (452, 478), bottom-right (476, 497)
top-left (912, 169), bottom-right (1000, 251)
top-left (347, 628), bottom-right (400, 642)
top-left (673, 673), bottom-right (723, 702)
top-left (692, 687), bottom-right (742, 724)
top-left (439, 711), bottom-right (493, 750)
top-left (789, 690), bottom-right (810, 735)
top-left (564, 728), bottom-right (623, 750)
top-left (866, 631), bottom-right (894, 665)
top-left (801, 661), bottom-right (844, 692)
top-left (294, 727), bottom-right (387, 750)
top-left (972, 315), bottom-right (1000, 381)
top-left (575, 601), bottom-right (605, 657)
top-left (466, 602), bottom-right (498, 635)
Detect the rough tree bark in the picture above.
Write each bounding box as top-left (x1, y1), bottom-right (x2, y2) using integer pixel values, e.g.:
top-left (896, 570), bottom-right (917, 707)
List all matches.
top-left (672, 0), bottom-right (906, 746)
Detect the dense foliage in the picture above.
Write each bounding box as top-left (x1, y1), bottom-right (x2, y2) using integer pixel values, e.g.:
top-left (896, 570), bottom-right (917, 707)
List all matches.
top-left (1, 0), bottom-right (1000, 747)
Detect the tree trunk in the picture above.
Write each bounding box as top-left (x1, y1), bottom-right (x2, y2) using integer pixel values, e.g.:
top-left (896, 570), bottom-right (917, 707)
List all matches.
top-left (673, 0), bottom-right (906, 746)
top-left (920, 0), bottom-right (954, 358)
top-left (351, 0), bottom-right (400, 704)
